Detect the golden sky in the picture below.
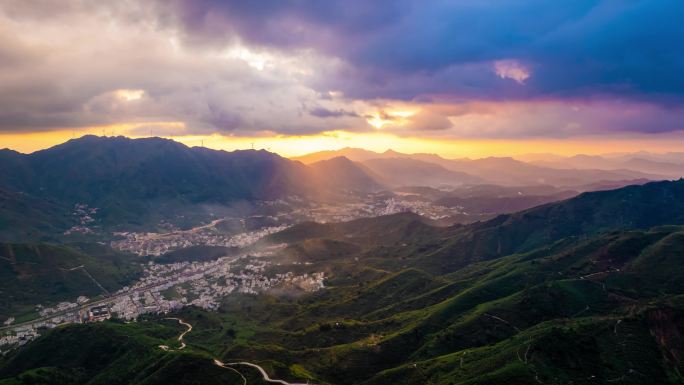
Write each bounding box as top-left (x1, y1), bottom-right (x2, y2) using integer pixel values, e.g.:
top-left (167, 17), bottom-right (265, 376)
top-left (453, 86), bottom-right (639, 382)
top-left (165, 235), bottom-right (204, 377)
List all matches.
top-left (4, 126), bottom-right (684, 159)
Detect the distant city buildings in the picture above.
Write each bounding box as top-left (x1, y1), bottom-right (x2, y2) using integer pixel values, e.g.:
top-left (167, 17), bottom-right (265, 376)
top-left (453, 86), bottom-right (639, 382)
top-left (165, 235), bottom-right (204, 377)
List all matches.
top-left (111, 223), bottom-right (288, 256)
top-left (3, 194), bottom-right (463, 353)
top-left (64, 203), bottom-right (98, 235)
top-left (86, 305), bottom-right (111, 323)
top-left (1, 251), bottom-right (325, 352)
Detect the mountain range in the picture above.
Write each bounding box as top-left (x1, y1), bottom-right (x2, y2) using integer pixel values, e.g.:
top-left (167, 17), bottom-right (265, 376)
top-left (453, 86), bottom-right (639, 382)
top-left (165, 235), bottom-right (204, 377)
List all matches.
top-left (294, 147), bottom-right (669, 187)
top-left (0, 137), bottom-right (377, 238)
top-left (519, 152), bottom-right (684, 179)
top-left (1, 136), bottom-right (666, 242)
top-left (1, 138), bottom-right (667, 208)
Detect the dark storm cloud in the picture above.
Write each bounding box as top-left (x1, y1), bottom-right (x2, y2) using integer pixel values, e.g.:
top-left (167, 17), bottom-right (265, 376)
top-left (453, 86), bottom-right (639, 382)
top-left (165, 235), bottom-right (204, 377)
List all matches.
top-left (166, 0), bottom-right (684, 102)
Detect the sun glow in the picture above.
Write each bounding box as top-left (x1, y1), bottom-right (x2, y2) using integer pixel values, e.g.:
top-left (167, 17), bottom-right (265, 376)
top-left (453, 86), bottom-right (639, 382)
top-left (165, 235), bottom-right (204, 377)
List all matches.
top-left (115, 89), bottom-right (145, 101)
top-left (366, 109), bottom-right (419, 129)
top-left (222, 46), bottom-right (273, 71)
top-left (6, 126), bottom-right (684, 160)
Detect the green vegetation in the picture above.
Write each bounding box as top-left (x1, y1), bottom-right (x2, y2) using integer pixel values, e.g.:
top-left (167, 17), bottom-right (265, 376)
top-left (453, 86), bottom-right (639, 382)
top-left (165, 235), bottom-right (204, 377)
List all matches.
top-left (0, 189), bottom-right (72, 243)
top-left (0, 243), bottom-right (141, 321)
top-left (213, 225), bottom-right (684, 384)
top-left (0, 321), bottom-right (258, 385)
top-left (2, 180), bottom-right (684, 384)
top-left (8, 224), bottom-right (678, 384)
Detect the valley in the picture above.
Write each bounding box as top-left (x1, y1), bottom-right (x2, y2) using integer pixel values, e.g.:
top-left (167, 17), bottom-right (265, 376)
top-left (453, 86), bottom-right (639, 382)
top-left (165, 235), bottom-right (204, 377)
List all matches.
top-left (0, 137), bottom-right (683, 385)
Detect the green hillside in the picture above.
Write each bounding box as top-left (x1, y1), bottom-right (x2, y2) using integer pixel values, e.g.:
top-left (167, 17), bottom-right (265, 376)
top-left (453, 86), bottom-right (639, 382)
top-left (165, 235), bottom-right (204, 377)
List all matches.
top-left (2, 180), bottom-right (684, 384)
top-left (219, 226), bottom-right (684, 384)
top-left (273, 179), bottom-right (684, 274)
top-left (0, 189), bottom-right (72, 242)
top-left (0, 321), bottom-right (259, 385)
top-left (0, 243), bottom-right (141, 322)
top-left (4, 225), bottom-right (681, 384)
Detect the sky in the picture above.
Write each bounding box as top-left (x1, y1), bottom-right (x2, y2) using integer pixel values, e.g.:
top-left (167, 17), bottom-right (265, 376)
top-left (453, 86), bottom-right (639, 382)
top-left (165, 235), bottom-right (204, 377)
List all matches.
top-left (2, 0), bottom-right (684, 158)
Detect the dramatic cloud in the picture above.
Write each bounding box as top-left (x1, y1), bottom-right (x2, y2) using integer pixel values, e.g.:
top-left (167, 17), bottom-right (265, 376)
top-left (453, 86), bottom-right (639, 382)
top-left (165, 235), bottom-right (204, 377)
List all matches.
top-left (162, 0), bottom-right (684, 102)
top-left (0, 1), bottom-right (368, 135)
top-left (1, 0), bottom-right (684, 139)
top-left (433, 100), bottom-right (684, 139)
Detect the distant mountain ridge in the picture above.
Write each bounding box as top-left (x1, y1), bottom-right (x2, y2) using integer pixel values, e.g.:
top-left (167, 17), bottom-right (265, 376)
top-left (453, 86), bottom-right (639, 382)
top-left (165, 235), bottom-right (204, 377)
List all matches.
top-left (520, 152), bottom-right (684, 179)
top-left (294, 147), bottom-right (665, 187)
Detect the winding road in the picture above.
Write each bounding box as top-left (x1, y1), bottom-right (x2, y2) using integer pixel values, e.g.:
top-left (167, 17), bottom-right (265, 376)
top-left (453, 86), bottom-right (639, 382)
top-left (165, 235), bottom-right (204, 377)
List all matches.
top-left (158, 317), bottom-right (192, 351)
top-left (214, 360), bottom-right (310, 385)
top-left (159, 318), bottom-right (311, 385)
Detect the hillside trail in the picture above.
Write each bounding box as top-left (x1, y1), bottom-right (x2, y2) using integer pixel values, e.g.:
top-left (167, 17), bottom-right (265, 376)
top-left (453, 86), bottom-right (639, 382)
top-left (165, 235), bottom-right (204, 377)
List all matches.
top-left (158, 318), bottom-right (312, 384)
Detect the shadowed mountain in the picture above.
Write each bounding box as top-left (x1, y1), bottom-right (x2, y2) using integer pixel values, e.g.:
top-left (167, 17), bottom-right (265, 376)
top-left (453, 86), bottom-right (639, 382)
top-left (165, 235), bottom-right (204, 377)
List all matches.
top-left (0, 137), bottom-right (388, 233)
top-left (0, 189), bottom-right (72, 242)
top-left (0, 135), bottom-right (311, 204)
top-left (399, 179), bottom-right (684, 273)
top-left (0, 136), bottom-right (318, 233)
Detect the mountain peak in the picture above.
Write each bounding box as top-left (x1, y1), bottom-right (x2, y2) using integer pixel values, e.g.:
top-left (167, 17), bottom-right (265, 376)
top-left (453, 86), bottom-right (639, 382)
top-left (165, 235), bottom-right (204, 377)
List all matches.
top-left (317, 155), bottom-right (354, 164)
top-left (382, 149), bottom-right (405, 156)
top-left (43, 134), bottom-right (186, 153)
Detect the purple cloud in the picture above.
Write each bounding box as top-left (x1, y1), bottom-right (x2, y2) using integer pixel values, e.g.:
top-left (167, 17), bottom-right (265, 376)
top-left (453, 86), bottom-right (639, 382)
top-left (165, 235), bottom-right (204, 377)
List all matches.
top-left (164, 0), bottom-right (684, 103)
